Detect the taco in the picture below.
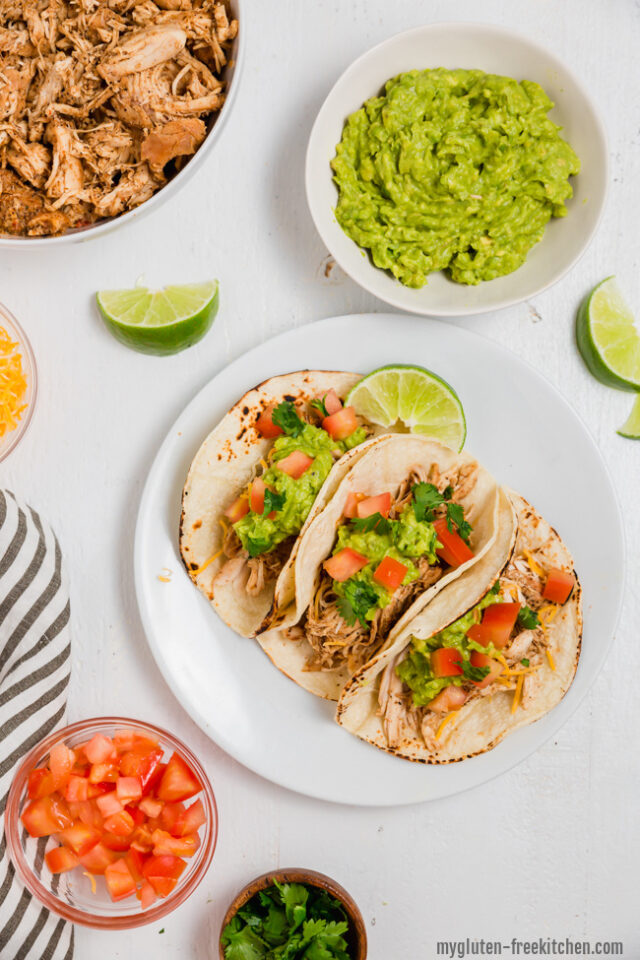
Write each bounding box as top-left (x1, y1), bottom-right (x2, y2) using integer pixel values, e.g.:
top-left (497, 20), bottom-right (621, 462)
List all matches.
top-left (257, 434), bottom-right (506, 700)
top-left (335, 490), bottom-right (581, 763)
top-left (180, 370), bottom-right (385, 638)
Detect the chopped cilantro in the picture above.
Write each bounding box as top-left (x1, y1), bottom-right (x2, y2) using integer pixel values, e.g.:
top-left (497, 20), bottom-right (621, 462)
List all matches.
top-left (271, 401), bottom-right (305, 437)
top-left (262, 488), bottom-right (285, 517)
top-left (221, 881), bottom-right (350, 960)
top-left (246, 534), bottom-right (274, 558)
top-left (521, 658), bottom-right (530, 667)
top-left (460, 659), bottom-right (490, 683)
top-left (412, 482), bottom-right (445, 522)
top-left (350, 512), bottom-right (392, 535)
top-left (445, 501), bottom-right (472, 543)
top-left (310, 396), bottom-right (328, 418)
top-left (517, 605), bottom-right (540, 629)
top-left (336, 579), bottom-right (379, 627)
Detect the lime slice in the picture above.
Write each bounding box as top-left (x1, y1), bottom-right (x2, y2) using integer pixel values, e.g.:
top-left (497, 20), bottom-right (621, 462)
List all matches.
top-left (617, 395), bottom-right (640, 439)
top-left (576, 277), bottom-right (640, 390)
top-left (96, 280), bottom-right (219, 356)
top-left (346, 364), bottom-right (466, 451)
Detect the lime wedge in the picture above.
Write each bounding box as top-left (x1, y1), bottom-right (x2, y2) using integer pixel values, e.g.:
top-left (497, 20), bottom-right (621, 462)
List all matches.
top-left (617, 395), bottom-right (640, 439)
top-left (576, 277), bottom-right (640, 390)
top-left (346, 364), bottom-right (466, 451)
top-left (96, 280), bottom-right (219, 356)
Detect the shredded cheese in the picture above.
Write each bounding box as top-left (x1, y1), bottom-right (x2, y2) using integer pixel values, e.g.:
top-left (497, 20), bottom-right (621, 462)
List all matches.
top-left (546, 649), bottom-right (556, 671)
top-left (0, 326), bottom-right (27, 438)
top-left (83, 871), bottom-right (97, 895)
top-left (511, 674), bottom-right (524, 713)
top-left (539, 604), bottom-right (559, 625)
top-left (259, 458), bottom-right (269, 472)
top-left (523, 549), bottom-right (544, 578)
top-left (219, 517), bottom-right (229, 534)
top-left (157, 575), bottom-right (171, 583)
top-left (497, 654), bottom-right (510, 675)
top-left (191, 548), bottom-right (224, 576)
top-left (436, 712), bottom-right (457, 740)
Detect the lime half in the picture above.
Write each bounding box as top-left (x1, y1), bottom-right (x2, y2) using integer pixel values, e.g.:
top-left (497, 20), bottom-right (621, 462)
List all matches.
top-left (346, 364), bottom-right (466, 451)
top-left (97, 280), bottom-right (219, 356)
top-left (576, 277), bottom-right (640, 390)
top-left (617, 395), bottom-right (640, 439)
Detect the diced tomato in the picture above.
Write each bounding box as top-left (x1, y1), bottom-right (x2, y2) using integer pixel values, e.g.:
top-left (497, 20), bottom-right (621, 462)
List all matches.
top-left (373, 555), bottom-right (407, 593)
top-left (86, 782), bottom-right (107, 798)
top-left (22, 796), bottom-right (73, 837)
top-left (46, 846), bottom-right (79, 874)
top-left (255, 405), bottom-right (283, 439)
top-left (343, 492), bottom-right (364, 519)
top-left (473, 602), bottom-right (521, 650)
top-left (104, 859), bottom-right (137, 903)
top-left (142, 760), bottom-right (166, 797)
top-left (138, 880), bottom-right (157, 910)
top-left (113, 729), bottom-right (136, 753)
top-left (542, 567), bottom-right (575, 605)
top-left (276, 450), bottom-right (313, 479)
top-left (83, 734), bottom-right (116, 765)
top-left (323, 547), bottom-right (369, 583)
top-left (428, 685), bottom-right (468, 713)
top-left (357, 492), bottom-right (391, 519)
top-left (127, 805), bottom-right (146, 828)
top-left (125, 848), bottom-right (148, 884)
top-left (132, 733), bottom-right (160, 753)
top-left (433, 518), bottom-right (475, 568)
top-left (139, 797), bottom-right (163, 819)
top-left (130, 825), bottom-right (154, 853)
top-left (116, 776), bottom-right (142, 804)
top-left (249, 477), bottom-right (266, 514)
top-left (223, 496), bottom-right (249, 523)
top-left (174, 799), bottom-right (206, 837)
top-left (49, 743), bottom-right (75, 791)
top-left (322, 406), bottom-right (358, 440)
top-left (74, 799), bottom-right (104, 830)
top-left (151, 828), bottom-right (201, 858)
top-left (142, 855), bottom-right (186, 898)
top-left (319, 389), bottom-right (342, 416)
top-left (64, 775), bottom-right (89, 803)
top-left (58, 822), bottom-right (101, 856)
top-left (160, 801), bottom-right (186, 835)
top-left (103, 810), bottom-right (135, 837)
top-left (96, 792), bottom-right (123, 818)
top-left (28, 768), bottom-right (55, 800)
top-left (78, 842), bottom-right (117, 875)
top-left (157, 755), bottom-right (202, 803)
top-left (89, 762), bottom-right (118, 784)
top-left (431, 647), bottom-right (463, 678)
top-left (120, 748), bottom-right (165, 796)
top-left (469, 651), bottom-right (504, 689)
top-left (101, 831), bottom-right (132, 852)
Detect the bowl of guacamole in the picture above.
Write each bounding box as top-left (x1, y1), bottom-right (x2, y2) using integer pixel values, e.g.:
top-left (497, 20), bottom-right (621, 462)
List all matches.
top-left (306, 22), bottom-right (608, 317)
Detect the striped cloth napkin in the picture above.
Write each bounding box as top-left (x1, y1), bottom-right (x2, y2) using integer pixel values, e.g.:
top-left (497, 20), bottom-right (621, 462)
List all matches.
top-left (0, 491), bottom-right (73, 959)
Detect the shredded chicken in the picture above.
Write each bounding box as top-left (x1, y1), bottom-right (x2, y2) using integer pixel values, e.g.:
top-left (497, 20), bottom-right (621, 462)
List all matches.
top-left (246, 538), bottom-right (294, 597)
top-left (0, 0), bottom-right (238, 235)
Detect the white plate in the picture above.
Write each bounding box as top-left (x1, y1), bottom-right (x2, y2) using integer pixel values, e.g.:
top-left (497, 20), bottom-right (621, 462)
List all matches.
top-left (135, 315), bottom-right (623, 806)
top-left (306, 22), bottom-right (609, 317)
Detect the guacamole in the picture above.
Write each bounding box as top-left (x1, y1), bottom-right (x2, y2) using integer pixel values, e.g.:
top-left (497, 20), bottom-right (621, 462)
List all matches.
top-left (331, 68), bottom-right (581, 288)
top-left (332, 506), bottom-right (438, 623)
top-left (233, 422), bottom-right (368, 558)
top-left (396, 585), bottom-right (502, 706)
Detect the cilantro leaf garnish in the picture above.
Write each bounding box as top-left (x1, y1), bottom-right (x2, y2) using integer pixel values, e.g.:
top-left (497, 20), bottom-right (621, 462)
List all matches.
top-left (246, 534), bottom-right (273, 558)
top-left (262, 488), bottom-right (285, 517)
top-left (336, 579), bottom-right (378, 627)
top-left (412, 482), bottom-right (445, 522)
top-left (517, 605), bottom-right (540, 629)
top-left (310, 396), bottom-right (328, 418)
top-left (350, 512), bottom-right (392, 535)
top-left (271, 401), bottom-right (305, 437)
top-left (445, 501), bottom-right (473, 544)
top-left (521, 658), bottom-right (530, 667)
top-left (460, 659), bottom-right (490, 683)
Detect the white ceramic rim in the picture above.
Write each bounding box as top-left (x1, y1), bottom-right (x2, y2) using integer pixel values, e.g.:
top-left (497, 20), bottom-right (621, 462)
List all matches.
top-left (133, 313), bottom-right (625, 806)
top-left (0, 301), bottom-right (37, 461)
top-left (305, 21), bottom-right (610, 317)
top-left (0, 0), bottom-right (245, 249)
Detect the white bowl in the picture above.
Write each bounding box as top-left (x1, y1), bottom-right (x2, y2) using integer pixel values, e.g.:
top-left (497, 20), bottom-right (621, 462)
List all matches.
top-left (305, 22), bottom-right (609, 317)
top-left (0, 0), bottom-right (244, 248)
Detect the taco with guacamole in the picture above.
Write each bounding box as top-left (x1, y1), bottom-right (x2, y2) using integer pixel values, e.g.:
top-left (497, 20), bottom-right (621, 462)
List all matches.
top-left (180, 370), bottom-right (384, 638)
top-left (335, 490), bottom-right (581, 762)
top-left (257, 434), bottom-right (508, 700)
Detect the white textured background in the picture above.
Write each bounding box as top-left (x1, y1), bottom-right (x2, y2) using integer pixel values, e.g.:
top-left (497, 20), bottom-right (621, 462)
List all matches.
top-left (1, 1), bottom-right (638, 957)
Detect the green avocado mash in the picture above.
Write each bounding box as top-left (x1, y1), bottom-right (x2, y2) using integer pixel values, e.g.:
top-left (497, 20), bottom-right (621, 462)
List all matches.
top-left (331, 68), bottom-right (580, 287)
top-left (332, 506), bottom-right (438, 623)
top-left (396, 583), bottom-right (503, 706)
top-left (233, 422), bottom-right (368, 558)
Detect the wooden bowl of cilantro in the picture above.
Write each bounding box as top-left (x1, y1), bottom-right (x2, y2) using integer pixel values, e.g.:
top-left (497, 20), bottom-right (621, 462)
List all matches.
top-left (219, 868), bottom-right (367, 959)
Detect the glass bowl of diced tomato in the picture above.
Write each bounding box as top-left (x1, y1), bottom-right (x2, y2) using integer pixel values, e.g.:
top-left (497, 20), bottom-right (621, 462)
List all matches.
top-left (5, 717), bottom-right (218, 929)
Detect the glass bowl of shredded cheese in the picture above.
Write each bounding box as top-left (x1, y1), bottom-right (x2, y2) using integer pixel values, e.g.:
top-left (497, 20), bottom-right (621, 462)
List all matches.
top-left (0, 302), bottom-right (36, 462)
